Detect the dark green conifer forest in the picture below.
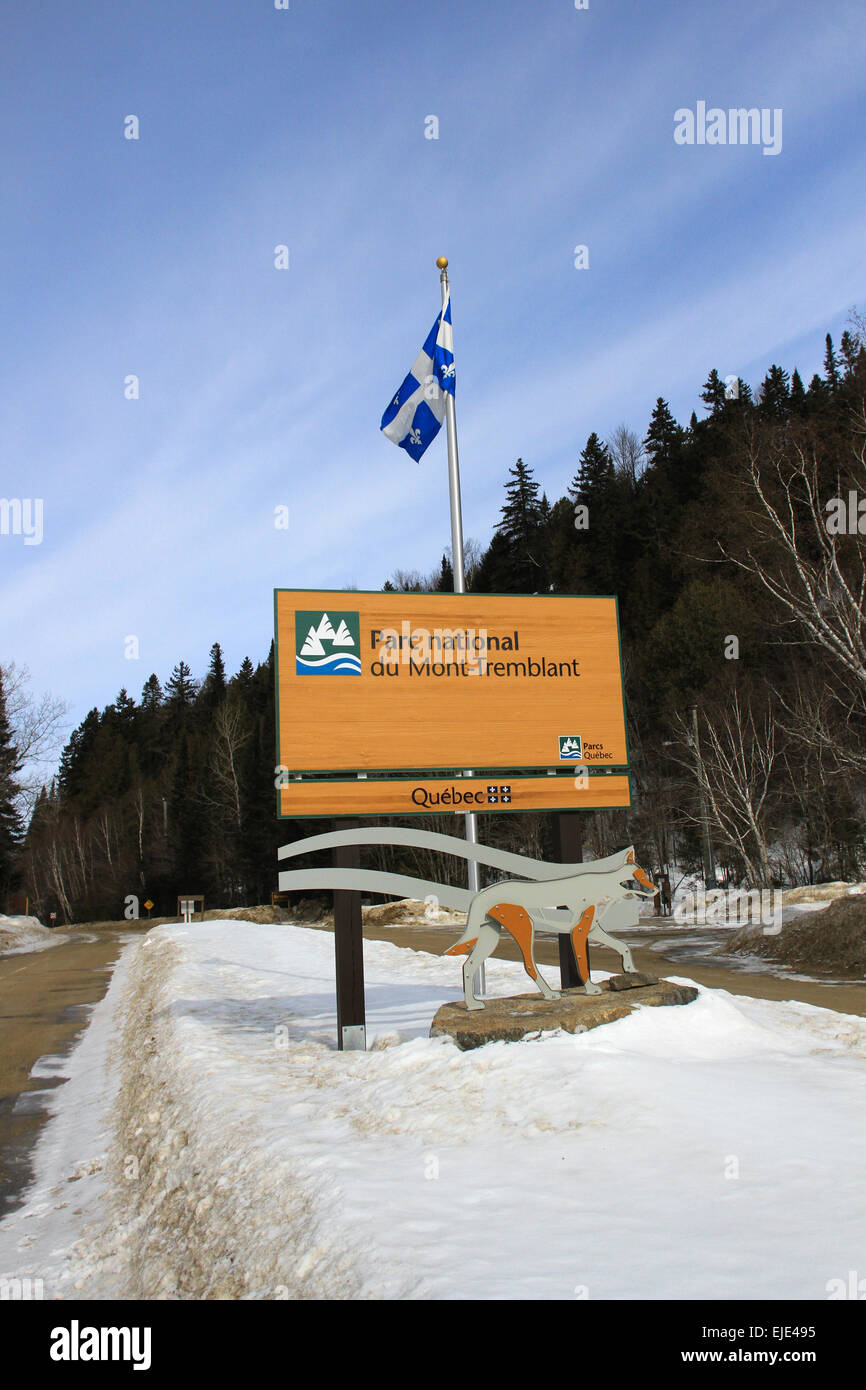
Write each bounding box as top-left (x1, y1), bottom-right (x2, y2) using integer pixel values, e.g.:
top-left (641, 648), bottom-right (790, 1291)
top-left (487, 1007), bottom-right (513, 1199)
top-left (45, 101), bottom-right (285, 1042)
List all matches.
top-left (5, 320), bottom-right (865, 921)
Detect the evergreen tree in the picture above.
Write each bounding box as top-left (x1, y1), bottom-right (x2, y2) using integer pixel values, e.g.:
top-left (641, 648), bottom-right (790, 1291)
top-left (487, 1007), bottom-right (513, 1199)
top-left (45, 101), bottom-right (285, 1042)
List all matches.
top-left (495, 458), bottom-right (547, 590)
top-left (806, 372), bottom-right (828, 410)
top-left (498, 458), bottom-right (542, 543)
top-left (140, 674), bottom-right (163, 711)
top-left (568, 434), bottom-right (615, 505)
top-left (235, 656), bottom-right (255, 691)
top-left (790, 368), bottom-right (807, 414)
top-left (700, 369), bottom-right (727, 416)
top-left (434, 554), bottom-right (454, 591)
top-left (546, 496), bottom-right (584, 593)
top-left (471, 528), bottom-right (516, 592)
top-left (823, 333), bottom-right (841, 393)
top-left (114, 688), bottom-right (136, 733)
top-left (200, 642), bottom-right (227, 708)
top-left (165, 660), bottom-right (197, 706)
top-left (758, 365), bottom-right (791, 420)
top-left (643, 399), bottom-right (686, 463)
top-left (567, 435), bottom-right (622, 594)
top-left (169, 734), bottom-right (204, 890)
top-left (58, 708), bottom-right (100, 807)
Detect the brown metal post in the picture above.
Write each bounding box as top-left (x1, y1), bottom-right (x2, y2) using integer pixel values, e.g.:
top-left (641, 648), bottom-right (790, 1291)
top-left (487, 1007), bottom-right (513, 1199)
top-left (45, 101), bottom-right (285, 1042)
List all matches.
top-left (553, 812), bottom-right (583, 989)
top-left (333, 818), bottom-right (366, 1050)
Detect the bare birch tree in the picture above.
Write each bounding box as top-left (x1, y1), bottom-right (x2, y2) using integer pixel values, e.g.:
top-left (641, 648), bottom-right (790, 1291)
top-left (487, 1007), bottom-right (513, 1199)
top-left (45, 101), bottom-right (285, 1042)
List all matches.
top-left (1, 663), bottom-right (67, 818)
top-left (720, 429), bottom-right (866, 699)
top-left (669, 690), bottom-right (781, 886)
top-left (607, 423), bottom-right (645, 488)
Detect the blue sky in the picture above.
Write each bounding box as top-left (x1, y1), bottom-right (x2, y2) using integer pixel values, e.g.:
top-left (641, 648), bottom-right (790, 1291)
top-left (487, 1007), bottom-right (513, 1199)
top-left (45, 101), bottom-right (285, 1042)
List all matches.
top-left (1, 0), bottom-right (864, 737)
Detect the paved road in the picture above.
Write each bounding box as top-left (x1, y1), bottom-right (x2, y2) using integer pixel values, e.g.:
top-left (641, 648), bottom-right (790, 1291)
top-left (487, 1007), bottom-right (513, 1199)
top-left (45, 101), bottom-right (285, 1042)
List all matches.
top-left (0, 925), bottom-right (149, 1216)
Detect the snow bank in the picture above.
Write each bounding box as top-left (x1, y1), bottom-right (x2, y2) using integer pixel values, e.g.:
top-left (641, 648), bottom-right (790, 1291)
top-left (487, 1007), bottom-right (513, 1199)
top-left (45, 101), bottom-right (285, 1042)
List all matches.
top-left (0, 913), bottom-right (65, 956)
top-left (652, 894), bottom-right (837, 934)
top-left (725, 898), bottom-right (866, 978)
top-left (3, 919), bottom-right (863, 1301)
top-left (361, 897), bottom-right (465, 927)
top-left (0, 936), bottom-right (137, 1294)
top-left (783, 882), bottom-right (866, 904)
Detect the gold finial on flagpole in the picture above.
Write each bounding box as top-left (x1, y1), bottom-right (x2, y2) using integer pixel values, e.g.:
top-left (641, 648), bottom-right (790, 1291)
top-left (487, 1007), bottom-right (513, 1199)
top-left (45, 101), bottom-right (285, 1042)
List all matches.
top-left (436, 256), bottom-right (448, 269)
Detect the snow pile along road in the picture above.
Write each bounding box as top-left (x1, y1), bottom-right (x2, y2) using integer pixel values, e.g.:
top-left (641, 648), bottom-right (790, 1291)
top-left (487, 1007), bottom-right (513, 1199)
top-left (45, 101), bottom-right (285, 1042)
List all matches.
top-left (3, 919), bottom-right (866, 1300)
top-left (0, 913), bottom-right (65, 956)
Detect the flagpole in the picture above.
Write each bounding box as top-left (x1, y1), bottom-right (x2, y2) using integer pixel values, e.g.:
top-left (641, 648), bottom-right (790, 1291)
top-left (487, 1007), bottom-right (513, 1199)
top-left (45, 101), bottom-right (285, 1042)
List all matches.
top-left (436, 256), bottom-right (484, 994)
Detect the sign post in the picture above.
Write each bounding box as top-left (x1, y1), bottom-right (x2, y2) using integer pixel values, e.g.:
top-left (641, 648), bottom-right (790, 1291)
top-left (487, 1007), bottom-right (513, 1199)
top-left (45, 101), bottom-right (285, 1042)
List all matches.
top-left (333, 819), bottom-right (366, 1050)
top-left (553, 813), bottom-right (584, 989)
top-left (437, 256), bottom-right (484, 989)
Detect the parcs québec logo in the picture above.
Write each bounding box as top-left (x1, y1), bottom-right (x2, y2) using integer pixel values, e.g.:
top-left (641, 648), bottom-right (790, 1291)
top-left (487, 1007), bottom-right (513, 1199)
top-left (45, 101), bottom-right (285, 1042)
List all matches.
top-left (295, 611), bottom-right (361, 675)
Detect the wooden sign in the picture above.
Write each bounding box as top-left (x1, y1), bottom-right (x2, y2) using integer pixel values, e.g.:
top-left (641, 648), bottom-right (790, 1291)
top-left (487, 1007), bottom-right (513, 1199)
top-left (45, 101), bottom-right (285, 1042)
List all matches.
top-left (275, 590), bottom-right (628, 779)
top-left (279, 773), bottom-right (631, 818)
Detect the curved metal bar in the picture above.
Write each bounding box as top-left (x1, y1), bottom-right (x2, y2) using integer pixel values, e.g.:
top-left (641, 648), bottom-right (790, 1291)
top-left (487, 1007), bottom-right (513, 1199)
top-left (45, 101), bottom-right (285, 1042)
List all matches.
top-left (277, 825), bottom-right (632, 882)
top-left (277, 866), bottom-right (474, 912)
top-left (277, 870), bottom-right (629, 930)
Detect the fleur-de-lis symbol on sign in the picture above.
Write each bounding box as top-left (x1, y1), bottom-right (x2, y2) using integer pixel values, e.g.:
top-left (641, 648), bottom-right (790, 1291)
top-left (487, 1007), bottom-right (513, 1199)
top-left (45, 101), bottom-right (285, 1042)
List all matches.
top-left (408, 427), bottom-right (422, 446)
top-left (392, 394), bottom-right (400, 406)
top-left (440, 362), bottom-right (455, 378)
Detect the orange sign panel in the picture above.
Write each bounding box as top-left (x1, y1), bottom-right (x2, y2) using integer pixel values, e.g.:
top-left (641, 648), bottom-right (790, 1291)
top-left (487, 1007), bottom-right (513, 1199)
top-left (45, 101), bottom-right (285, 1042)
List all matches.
top-left (278, 774), bottom-right (631, 819)
top-left (274, 590), bottom-right (628, 775)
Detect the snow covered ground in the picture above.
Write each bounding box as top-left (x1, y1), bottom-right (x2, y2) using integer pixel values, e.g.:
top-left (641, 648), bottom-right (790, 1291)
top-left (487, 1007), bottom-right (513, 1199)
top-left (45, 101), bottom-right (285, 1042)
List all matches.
top-left (2, 919), bottom-right (865, 1301)
top-left (0, 913), bottom-right (66, 956)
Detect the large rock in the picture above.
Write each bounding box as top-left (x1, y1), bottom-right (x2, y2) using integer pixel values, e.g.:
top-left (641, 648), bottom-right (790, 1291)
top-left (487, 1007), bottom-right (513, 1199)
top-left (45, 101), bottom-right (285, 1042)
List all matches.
top-left (430, 974), bottom-right (699, 1050)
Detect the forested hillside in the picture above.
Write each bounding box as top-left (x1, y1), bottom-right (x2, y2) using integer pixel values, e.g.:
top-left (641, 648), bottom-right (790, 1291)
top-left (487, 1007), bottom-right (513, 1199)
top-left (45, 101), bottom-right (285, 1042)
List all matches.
top-left (4, 318), bottom-right (865, 922)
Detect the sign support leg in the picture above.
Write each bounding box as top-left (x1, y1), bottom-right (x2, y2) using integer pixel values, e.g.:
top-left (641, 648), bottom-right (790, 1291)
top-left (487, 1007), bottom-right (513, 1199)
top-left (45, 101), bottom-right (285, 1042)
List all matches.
top-left (554, 812), bottom-right (583, 989)
top-left (333, 818), bottom-right (366, 1050)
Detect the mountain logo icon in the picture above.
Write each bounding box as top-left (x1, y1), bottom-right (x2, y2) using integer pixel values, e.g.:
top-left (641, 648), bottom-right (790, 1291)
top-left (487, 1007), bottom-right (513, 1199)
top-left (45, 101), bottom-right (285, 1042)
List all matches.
top-left (294, 611), bottom-right (361, 675)
top-left (558, 735), bottom-right (583, 760)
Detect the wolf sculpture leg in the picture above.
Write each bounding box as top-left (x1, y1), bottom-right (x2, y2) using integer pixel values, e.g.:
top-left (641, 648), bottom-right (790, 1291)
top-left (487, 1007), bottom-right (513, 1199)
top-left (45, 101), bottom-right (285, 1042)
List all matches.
top-left (588, 924), bottom-right (636, 974)
top-left (488, 903), bottom-right (560, 1003)
top-left (570, 905), bottom-right (603, 995)
top-left (459, 921), bottom-right (501, 1010)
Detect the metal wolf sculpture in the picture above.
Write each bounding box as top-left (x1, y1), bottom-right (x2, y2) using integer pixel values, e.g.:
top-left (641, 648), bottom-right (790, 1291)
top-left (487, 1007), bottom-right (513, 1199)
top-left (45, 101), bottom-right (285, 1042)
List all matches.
top-left (445, 847), bottom-right (657, 1010)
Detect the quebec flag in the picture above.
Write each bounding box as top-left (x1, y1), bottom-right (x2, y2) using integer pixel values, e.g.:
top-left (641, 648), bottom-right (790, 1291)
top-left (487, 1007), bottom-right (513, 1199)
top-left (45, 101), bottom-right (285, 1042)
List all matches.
top-left (380, 297), bottom-right (455, 461)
